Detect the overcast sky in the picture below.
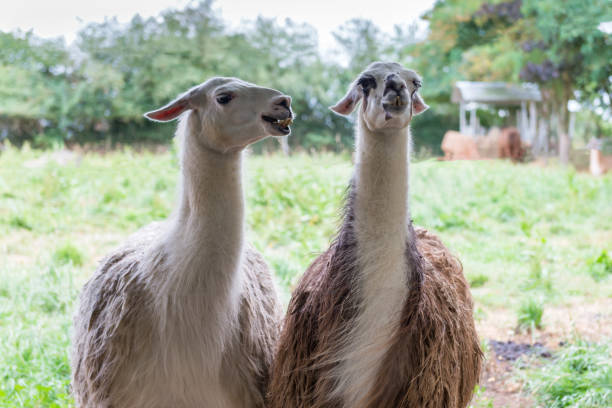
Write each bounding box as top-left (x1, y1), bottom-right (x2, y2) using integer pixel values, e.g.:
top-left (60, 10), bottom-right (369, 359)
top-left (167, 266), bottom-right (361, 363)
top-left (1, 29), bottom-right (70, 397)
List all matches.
top-left (0, 0), bottom-right (434, 51)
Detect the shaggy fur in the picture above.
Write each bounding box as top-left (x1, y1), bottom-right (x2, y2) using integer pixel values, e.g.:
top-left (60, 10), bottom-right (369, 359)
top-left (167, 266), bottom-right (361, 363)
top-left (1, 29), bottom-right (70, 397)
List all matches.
top-left (498, 127), bottom-right (524, 162)
top-left (72, 227), bottom-right (280, 407)
top-left (71, 78), bottom-right (289, 407)
top-left (268, 205), bottom-right (481, 408)
top-left (268, 62), bottom-right (482, 408)
top-left (269, 184), bottom-right (360, 407)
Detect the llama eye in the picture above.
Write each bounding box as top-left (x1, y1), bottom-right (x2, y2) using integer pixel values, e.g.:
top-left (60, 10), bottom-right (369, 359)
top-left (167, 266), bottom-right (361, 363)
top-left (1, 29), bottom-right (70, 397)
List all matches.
top-left (357, 76), bottom-right (376, 90)
top-left (216, 94), bottom-right (233, 105)
top-left (413, 79), bottom-right (422, 89)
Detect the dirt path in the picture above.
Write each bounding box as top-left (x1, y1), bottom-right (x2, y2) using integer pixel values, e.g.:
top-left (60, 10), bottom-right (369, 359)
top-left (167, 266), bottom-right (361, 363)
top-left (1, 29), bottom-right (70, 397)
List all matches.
top-left (474, 298), bottom-right (612, 407)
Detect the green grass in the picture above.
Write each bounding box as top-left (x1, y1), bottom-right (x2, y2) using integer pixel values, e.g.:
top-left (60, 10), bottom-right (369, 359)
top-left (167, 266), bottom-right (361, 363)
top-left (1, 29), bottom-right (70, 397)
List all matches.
top-left (52, 244), bottom-right (84, 267)
top-left (1, 145), bottom-right (611, 406)
top-left (525, 339), bottom-right (612, 408)
top-left (517, 298), bottom-right (545, 332)
top-left (467, 273), bottom-right (489, 288)
top-left (587, 250), bottom-right (612, 282)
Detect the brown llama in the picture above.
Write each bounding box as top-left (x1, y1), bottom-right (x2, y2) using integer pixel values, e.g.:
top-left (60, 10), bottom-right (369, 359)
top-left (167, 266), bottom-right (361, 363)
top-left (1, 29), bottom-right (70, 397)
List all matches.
top-left (498, 126), bottom-right (524, 161)
top-left (268, 62), bottom-right (483, 408)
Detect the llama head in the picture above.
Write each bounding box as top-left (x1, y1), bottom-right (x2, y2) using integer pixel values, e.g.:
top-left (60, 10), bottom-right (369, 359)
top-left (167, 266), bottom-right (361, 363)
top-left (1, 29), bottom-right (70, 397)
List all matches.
top-left (144, 77), bottom-right (293, 152)
top-left (331, 62), bottom-right (428, 132)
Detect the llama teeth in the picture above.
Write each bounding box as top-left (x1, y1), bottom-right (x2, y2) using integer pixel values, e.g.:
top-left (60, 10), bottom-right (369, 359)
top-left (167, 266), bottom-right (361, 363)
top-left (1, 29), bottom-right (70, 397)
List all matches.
top-left (277, 118), bottom-right (293, 127)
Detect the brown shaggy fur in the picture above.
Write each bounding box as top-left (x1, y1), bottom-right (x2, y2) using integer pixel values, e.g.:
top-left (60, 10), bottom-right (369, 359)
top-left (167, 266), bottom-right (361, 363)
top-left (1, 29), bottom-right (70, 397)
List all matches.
top-left (498, 127), bottom-right (524, 162)
top-left (268, 189), bottom-right (482, 408)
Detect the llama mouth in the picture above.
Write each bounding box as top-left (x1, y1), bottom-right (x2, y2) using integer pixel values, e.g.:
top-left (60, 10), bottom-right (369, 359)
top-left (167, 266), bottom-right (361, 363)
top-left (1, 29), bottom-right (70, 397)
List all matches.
top-left (382, 93), bottom-right (409, 120)
top-left (262, 115), bottom-right (293, 135)
top-left (383, 104), bottom-right (408, 121)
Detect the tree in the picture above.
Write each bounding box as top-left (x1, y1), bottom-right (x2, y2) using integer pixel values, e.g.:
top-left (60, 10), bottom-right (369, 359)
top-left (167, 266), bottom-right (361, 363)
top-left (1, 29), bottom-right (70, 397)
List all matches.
top-left (333, 19), bottom-right (389, 75)
top-left (414, 0), bottom-right (612, 162)
top-left (520, 0), bottom-right (612, 163)
top-left (0, 30), bottom-right (73, 145)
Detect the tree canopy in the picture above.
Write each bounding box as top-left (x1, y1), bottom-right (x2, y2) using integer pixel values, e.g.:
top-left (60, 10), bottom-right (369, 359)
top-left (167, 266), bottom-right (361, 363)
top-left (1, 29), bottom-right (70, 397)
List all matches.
top-left (0, 0), bottom-right (610, 154)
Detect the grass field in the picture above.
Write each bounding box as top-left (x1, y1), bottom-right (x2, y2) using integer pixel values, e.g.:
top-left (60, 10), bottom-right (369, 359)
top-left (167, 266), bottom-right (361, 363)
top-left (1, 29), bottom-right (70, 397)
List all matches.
top-left (1, 145), bottom-right (611, 407)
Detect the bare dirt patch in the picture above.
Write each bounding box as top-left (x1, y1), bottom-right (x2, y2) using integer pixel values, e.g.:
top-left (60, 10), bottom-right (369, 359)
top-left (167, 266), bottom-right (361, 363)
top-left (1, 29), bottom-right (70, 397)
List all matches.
top-left (478, 298), bottom-right (612, 347)
top-left (474, 298), bottom-right (612, 407)
top-left (480, 353), bottom-right (534, 408)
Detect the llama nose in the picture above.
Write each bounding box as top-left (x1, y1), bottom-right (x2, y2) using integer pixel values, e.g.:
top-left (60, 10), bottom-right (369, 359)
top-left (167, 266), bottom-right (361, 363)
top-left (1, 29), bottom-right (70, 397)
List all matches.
top-left (383, 74), bottom-right (408, 108)
top-left (273, 95), bottom-right (292, 111)
top-left (384, 74), bottom-right (406, 96)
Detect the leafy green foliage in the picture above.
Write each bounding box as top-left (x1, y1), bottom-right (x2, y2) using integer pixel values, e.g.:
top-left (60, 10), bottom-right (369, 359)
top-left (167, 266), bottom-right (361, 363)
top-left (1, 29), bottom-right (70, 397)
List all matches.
top-left (526, 339), bottom-right (612, 408)
top-left (3, 0), bottom-right (608, 152)
top-left (414, 0), bottom-right (612, 162)
top-left (0, 2), bottom-right (357, 150)
top-left (521, 0), bottom-right (612, 97)
top-left (6, 0), bottom-right (589, 153)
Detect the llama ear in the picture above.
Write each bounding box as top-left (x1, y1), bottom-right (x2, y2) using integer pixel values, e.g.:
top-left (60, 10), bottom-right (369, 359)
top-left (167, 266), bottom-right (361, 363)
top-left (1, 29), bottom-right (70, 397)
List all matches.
top-left (412, 92), bottom-right (429, 115)
top-left (144, 94), bottom-right (192, 122)
top-left (330, 84), bottom-right (362, 116)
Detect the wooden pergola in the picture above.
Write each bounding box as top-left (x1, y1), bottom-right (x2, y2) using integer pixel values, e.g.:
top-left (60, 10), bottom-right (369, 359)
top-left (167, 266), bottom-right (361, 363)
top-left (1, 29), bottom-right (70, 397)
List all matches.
top-left (451, 81), bottom-right (542, 143)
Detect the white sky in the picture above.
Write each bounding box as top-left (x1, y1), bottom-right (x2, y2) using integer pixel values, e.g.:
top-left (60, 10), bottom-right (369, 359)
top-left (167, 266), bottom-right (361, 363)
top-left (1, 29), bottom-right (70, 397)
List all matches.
top-left (0, 0), bottom-right (434, 52)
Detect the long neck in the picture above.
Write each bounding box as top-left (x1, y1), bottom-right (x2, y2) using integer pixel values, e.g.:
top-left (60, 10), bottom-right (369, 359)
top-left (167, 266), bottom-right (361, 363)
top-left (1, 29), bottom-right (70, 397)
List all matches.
top-left (162, 112), bottom-right (245, 304)
top-left (353, 115), bottom-right (411, 258)
top-left (177, 131), bottom-right (244, 234)
top-left (336, 115), bottom-right (414, 407)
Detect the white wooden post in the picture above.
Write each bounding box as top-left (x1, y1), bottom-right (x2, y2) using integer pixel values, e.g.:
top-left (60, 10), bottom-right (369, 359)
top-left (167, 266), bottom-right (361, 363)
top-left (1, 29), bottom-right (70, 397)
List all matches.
top-left (469, 107), bottom-right (477, 136)
top-left (535, 118), bottom-right (548, 157)
top-left (520, 102), bottom-right (528, 142)
top-left (460, 102), bottom-right (467, 134)
top-left (529, 102), bottom-right (537, 145)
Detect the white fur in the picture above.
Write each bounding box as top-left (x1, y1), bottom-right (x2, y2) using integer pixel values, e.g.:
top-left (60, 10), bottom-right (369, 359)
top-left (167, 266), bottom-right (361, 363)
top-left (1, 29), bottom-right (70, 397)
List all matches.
top-left (333, 116), bottom-right (412, 407)
top-left (146, 121), bottom-right (247, 406)
top-left (71, 78), bottom-right (291, 407)
top-left (328, 62), bottom-right (427, 407)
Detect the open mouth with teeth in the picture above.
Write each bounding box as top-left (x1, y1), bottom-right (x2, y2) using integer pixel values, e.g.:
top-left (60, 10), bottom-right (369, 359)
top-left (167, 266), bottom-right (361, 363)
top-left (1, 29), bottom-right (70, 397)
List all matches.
top-left (262, 115), bottom-right (293, 135)
top-left (382, 95), bottom-right (409, 120)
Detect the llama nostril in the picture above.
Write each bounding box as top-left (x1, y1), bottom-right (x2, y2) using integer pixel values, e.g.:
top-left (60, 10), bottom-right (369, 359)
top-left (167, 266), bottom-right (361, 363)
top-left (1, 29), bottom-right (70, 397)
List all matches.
top-left (384, 73), bottom-right (407, 96)
top-left (385, 82), bottom-right (405, 94)
top-left (275, 96), bottom-right (291, 110)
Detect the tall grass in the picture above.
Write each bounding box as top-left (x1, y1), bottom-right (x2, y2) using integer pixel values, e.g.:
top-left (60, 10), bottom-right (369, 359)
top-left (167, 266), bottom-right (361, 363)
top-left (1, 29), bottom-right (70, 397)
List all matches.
top-left (1, 146), bottom-right (611, 406)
